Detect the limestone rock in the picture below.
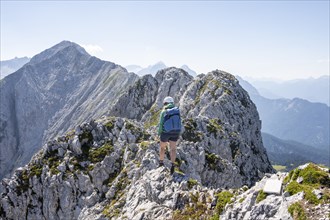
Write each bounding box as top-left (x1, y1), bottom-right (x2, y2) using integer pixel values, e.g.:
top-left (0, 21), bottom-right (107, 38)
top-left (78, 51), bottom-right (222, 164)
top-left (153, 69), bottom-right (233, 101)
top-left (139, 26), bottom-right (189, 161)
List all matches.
top-left (221, 164), bottom-right (330, 220)
top-left (1, 69), bottom-right (276, 219)
top-left (263, 179), bottom-right (282, 195)
top-left (0, 41), bottom-right (139, 179)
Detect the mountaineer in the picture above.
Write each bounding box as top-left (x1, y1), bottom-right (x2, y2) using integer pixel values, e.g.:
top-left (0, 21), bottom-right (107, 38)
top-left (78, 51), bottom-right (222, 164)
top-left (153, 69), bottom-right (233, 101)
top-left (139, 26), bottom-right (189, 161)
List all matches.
top-left (158, 96), bottom-right (182, 174)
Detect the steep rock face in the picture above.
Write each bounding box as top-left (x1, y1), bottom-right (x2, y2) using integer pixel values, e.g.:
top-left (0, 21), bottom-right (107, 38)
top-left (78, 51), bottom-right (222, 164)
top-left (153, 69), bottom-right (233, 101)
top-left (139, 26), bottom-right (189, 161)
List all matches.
top-left (1, 69), bottom-right (275, 219)
top-left (109, 74), bottom-right (159, 120)
top-left (109, 68), bottom-right (193, 121)
top-left (178, 71), bottom-right (273, 187)
top-left (112, 68), bottom-right (273, 187)
top-left (0, 41), bottom-right (139, 179)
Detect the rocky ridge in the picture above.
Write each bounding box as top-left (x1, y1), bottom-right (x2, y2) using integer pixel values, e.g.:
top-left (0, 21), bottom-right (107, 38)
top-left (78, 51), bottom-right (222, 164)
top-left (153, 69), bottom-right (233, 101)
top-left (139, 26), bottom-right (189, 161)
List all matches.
top-left (1, 68), bottom-right (275, 219)
top-left (110, 68), bottom-right (274, 187)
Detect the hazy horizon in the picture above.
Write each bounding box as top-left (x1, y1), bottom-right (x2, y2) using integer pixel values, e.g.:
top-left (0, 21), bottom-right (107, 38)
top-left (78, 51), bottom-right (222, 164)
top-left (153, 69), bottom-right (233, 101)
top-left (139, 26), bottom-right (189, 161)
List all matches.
top-left (1, 1), bottom-right (329, 80)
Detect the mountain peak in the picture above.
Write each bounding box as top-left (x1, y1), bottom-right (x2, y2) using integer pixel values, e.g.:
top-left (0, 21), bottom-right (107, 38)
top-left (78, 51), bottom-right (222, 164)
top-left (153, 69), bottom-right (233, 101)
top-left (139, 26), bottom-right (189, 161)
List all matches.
top-left (29, 40), bottom-right (89, 64)
top-left (180, 65), bottom-right (197, 77)
top-left (154, 61), bottom-right (166, 66)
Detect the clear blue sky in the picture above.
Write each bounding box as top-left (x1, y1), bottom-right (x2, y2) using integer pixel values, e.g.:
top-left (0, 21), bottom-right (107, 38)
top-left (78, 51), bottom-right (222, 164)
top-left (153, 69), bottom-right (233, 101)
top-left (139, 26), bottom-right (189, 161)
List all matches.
top-left (1, 1), bottom-right (329, 80)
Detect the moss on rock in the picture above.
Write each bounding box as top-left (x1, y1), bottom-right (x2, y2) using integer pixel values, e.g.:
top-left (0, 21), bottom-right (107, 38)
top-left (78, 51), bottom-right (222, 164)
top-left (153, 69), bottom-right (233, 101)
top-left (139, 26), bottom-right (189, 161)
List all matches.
top-left (285, 164), bottom-right (330, 205)
top-left (182, 118), bottom-right (203, 143)
top-left (213, 191), bottom-right (233, 216)
top-left (207, 118), bottom-right (223, 135)
top-left (172, 192), bottom-right (210, 220)
top-left (187, 178), bottom-right (198, 189)
top-left (288, 202), bottom-right (307, 220)
top-left (256, 190), bottom-right (267, 203)
top-left (89, 142), bottom-right (113, 163)
top-left (205, 152), bottom-right (219, 170)
top-left (144, 105), bottom-right (162, 129)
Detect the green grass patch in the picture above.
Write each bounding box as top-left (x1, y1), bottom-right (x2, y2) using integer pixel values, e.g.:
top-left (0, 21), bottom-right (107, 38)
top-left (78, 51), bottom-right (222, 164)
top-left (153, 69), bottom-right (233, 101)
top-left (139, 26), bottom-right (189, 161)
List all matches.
top-left (239, 197), bottom-right (245, 203)
top-left (273, 165), bottom-right (287, 172)
top-left (284, 164), bottom-right (330, 205)
top-left (256, 190), bottom-right (267, 203)
top-left (69, 141), bottom-right (113, 173)
top-left (105, 118), bottom-right (116, 131)
top-left (286, 181), bottom-right (320, 204)
top-left (65, 130), bottom-right (75, 141)
top-left (16, 170), bottom-right (30, 195)
top-left (89, 142), bottom-right (113, 163)
top-left (194, 80), bottom-right (209, 105)
top-left (242, 186), bottom-right (249, 191)
top-left (298, 164), bottom-right (330, 186)
top-left (205, 152), bottom-right (219, 170)
top-left (172, 201), bottom-right (208, 220)
top-left (174, 167), bottom-right (185, 175)
top-left (286, 181), bottom-right (304, 195)
top-left (144, 105), bottom-right (162, 129)
top-left (213, 191), bottom-right (233, 216)
top-left (288, 202), bottom-right (307, 220)
top-left (284, 164), bottom-right (330, 187)
top-left (283, 170), bottom-right (294, 184)
top-left (172, 192), bottom-right (210, 220)
top-left (207, 118), bottom-right (223, 134)
top-left (29, 164), bottom-right (43, 177)
top-left (139, 141), bottom-right (149, 150)
top-left (182, 118), bottom-right (203, 143)
top-left (125, 120), bottom-right (151, 143)
top-left (187, 178), bottom-right (198, 189)
top-left (78, 131), bottom-right (93, 143)
top-left (49, 158), bottom-right (61, 175)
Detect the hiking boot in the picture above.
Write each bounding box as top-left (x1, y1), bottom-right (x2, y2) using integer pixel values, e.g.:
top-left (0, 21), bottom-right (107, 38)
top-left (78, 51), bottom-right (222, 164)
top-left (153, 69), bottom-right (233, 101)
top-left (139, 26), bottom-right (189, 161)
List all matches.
top-left (159, 161), bottom-right (164, 168)
top-left (170, 164), bottom-right (175, 174)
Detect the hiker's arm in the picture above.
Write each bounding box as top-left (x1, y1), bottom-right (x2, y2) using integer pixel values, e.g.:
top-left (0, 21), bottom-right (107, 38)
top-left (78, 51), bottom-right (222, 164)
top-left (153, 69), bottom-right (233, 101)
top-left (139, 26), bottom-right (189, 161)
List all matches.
top-left (158, 110), bottom-right (165, 136)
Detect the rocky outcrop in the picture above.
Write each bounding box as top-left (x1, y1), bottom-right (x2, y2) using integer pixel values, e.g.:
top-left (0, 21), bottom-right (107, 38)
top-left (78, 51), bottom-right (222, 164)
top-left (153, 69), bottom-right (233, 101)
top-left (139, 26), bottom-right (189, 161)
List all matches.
top-left (109, 68), bottom-right (193, 121)
top-left (0, 41), bottom-right (139, 179)
top-left (221, 164), bottom-right (330, 220)
top-left (1, 68), bottom-right (275, 219)
top-left (111, 68), bottom-right (273, 187)
top-left (0, 114), bottom-right (268, 220)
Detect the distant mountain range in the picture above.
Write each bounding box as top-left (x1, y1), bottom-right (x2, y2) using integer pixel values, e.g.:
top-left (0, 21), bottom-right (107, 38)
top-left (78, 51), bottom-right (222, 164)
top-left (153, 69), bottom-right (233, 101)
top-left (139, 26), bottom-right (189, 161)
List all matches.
top-left (2, 46), bottom-right (328, 175)
top-left (238, 76), bottom-right (329, 150)
top-left (125, 62), bottom-right (197, 77)
top-left (262, 132), bottom-right (329, 171)
top-left (237, 76), bottom-right (329, 169)
top-left (0, 57), bottom-right (30, 79)
top-left (248, 76), bottom-right (329, 106)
